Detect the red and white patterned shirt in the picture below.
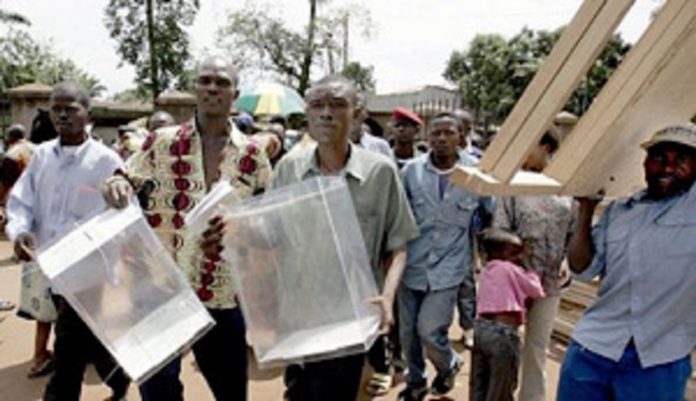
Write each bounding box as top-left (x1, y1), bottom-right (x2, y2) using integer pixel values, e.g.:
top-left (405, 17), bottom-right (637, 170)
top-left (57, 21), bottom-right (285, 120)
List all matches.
top-left (125, 119), bottom-right (271, 308)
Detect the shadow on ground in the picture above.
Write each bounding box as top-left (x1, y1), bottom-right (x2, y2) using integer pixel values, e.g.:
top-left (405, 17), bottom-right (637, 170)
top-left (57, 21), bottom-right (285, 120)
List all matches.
top-left (0, 360), bottom-right (49, 401)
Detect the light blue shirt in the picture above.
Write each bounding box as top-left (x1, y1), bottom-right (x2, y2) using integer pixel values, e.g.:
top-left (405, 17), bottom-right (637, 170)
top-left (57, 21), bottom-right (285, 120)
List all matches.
top-left (573, 186), bottom-right (696, 368)
top-left (5, 138), bottom-right (123, 246)
top-left (401, 153), bottom-right (493, 291)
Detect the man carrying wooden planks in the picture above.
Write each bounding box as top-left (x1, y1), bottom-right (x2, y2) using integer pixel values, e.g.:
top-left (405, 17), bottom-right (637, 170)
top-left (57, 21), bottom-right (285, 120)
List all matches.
top-left (559, 123), bottom-right (696, 401)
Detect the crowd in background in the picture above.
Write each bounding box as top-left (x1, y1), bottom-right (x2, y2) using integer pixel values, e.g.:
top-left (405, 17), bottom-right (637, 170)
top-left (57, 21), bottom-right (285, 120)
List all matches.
top-left (1, 55), bottom-right (695, 401)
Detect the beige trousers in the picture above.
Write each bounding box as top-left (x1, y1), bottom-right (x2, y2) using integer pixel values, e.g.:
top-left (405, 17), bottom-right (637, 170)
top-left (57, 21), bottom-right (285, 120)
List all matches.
top-left (518, 295), bottom-right (561, 401)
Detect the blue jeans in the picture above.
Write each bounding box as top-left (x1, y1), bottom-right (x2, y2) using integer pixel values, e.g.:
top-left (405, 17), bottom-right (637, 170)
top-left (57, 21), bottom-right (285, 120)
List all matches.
top-left (558, 341), bottom-right (692, 401)
top-left (398, 285), bottom-right (458, 388)
top-left (470, 319), bottom-right (520, 401)
top-left (457, 268), bottom-right (476, 330)
top-left (139, 307), bottom-right (248, 401)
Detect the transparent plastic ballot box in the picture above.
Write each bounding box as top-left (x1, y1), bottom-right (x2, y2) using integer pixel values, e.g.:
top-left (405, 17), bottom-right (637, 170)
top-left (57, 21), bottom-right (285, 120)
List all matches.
top-left (222, 176), bottom-right (381, 368)
top-left (185, 181), bottom-right (240, 235)
top-left (36, 204), bottom-right (214, 383)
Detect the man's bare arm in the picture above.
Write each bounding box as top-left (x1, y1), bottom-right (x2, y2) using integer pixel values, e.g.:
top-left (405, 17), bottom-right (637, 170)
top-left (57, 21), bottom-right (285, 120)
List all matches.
top-left (371, 246), bottom-right (407, 334)
top-left (567, 198), bottom-right (601, 273)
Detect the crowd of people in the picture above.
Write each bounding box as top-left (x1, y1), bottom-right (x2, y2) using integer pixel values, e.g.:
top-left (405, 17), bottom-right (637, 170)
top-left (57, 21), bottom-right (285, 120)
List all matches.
top-left (0, 54), bottom-right (695, 401)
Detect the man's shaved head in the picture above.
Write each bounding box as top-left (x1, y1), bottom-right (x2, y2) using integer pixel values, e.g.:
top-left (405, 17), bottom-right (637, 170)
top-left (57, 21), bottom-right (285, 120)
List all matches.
top-left (197, 56), bottom-right (239, 88)
top-left (6, 124), bottom-right (26, 142)
top-left (51, 81), bottom-right (91, 109)
top-left (148, 110), bottom-right (175, 131)
top-left (195, 55), bottom-right (240, 119)
top-left (49, 81), bottom-right (91, 145)
top-left (304, 74), bottom-right (359, 145)
top-left (305, 74), bottom-right (358, 106)
top-left (453, 109), bottom-right (473, 128)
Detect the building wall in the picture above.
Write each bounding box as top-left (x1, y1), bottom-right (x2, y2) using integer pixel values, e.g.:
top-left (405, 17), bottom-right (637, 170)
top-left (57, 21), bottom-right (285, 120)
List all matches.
top-left (367, 85), bottom-right (461, 117)
top-left (9, 96), bottom-right (51, 135)
top-left (366, 86), bottom-right (461, 141)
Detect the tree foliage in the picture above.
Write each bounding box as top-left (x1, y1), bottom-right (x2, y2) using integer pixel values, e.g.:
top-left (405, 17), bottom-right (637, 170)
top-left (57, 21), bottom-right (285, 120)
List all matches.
top-left (216, 0), bottom-right (374, 94)
top-left (109, 87), bottom-right (150, 103)
top-left (104, 0), bottom-right (199, 100)
top-left (0, 30), bottom-right (105, 97)
top-left (0, 8), bottom-right (30, 26)
top-left (444, 34), bottom-right (513, 130)
top-left (444, 27), bottom-right (631, 135)
top-left (342, 61), bottom-right (375, 93)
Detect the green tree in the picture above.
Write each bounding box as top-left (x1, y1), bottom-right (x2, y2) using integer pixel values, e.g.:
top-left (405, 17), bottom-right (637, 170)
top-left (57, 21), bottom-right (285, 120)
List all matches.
top-left (0, 3), bottom-right (29, 26)
top-left (506, 27), bottom-right (630, 116)
top-left (104, 0), bottom-right (199, 101)
top-left (444, 34), bottom-right (513, 133)
top-left (110, 88), bottom-right (149, 103)
top-left (0, 30), bottom-right (105, 97)
top-left (565, 32), bottom-right (630, 115)
top-left (444, 27), bottom-right (631, 137)
top-left (341, 61), bottom-right (375, 93)
top-left (217, 0), bottom-right (373, 94)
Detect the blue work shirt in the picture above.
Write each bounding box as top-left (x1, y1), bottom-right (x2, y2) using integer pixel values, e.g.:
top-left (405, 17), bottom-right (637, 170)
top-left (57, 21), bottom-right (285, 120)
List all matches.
top-left (401, 153), bottom-right (493, 292)
top-left (573, 186), bottom-right (696, 368)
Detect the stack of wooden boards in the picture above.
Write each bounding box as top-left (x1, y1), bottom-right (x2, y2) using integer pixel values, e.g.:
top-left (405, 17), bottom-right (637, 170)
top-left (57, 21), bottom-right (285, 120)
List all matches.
top-left (553, 280), bottom-right (598, 343)
top-left (452, 0), bottom-right (696, 198)
top-left (553, 280), bottom-right (696, 393)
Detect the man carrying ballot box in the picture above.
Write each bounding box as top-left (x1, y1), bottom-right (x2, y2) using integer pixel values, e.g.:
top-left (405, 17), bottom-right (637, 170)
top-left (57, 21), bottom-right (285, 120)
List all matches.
top-left (6, 82), bottom-right (130, 401)
top-left (204, 74), bottom-right (419, 401)
top-left (102, 56), bottom-right (271, 401)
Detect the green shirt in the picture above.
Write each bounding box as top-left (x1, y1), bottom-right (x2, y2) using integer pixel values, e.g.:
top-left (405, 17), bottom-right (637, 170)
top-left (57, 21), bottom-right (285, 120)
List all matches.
top-left (272, 143), bottom-right (419, 288)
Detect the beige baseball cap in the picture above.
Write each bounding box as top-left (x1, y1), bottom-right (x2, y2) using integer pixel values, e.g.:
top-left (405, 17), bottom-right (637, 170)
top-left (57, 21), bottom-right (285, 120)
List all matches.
top-left (641, 123), bottom-right (696, 150)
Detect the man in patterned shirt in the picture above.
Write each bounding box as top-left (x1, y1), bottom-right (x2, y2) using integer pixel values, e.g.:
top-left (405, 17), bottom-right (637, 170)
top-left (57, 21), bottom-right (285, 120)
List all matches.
top-left (493, 129), bottom-right (575, 401)
top-left (103, 56), bottom-right (271, 401)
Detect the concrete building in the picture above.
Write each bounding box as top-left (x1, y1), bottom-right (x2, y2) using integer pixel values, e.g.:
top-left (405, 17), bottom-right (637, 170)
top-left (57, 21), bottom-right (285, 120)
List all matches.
top-left (366, 85), bottom-right (461, 139)
top-left (2, 83), bottom-right (197, 145)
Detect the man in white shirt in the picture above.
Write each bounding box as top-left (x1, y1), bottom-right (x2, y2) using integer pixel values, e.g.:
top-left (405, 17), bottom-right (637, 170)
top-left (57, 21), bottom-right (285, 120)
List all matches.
top-left (6, 82), bottom-right (129, 401)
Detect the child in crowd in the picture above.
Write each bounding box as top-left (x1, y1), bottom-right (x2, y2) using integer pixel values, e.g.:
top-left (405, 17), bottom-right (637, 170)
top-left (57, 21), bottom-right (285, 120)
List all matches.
top-left (470, 228), bottom-right (545, 401)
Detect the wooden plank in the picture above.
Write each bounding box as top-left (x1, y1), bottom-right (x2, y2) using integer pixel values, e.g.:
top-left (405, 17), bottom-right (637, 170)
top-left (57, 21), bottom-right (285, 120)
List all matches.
top-left (544, 0), bottom-right (690, 184)
top-left (547, 0), bottom-right (689, 182)
top-left (453, 0), bottom-right (696, 197)
top-left (488, 0), bottom-right (635, 183)
top-left (553, 318), bottom-right (574, 341)
top-left (450, 166), bottom-right (562, 196)
top-left (562, 293), bottom-right (594, 309)
top-left (560, 0), bottom-right (696, 196)
top-left (479, 0), bottom-right (607, 171)
top-left (571, 281), bottom-right (599, 298)
top-left (553, 280), bottom-right (599, 342)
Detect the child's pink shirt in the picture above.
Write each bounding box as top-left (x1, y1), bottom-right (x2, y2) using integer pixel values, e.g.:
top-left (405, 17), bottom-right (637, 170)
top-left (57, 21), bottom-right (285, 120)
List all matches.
top-left (477, 259), bottom-right (545, 323)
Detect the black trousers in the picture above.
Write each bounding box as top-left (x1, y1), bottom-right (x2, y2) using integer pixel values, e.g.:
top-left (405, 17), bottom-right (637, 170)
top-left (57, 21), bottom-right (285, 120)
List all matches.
top-left (367, 301), bottom-right (403, 375)
top-left (44, 297), bottom-right (130, 401)
top-left (139, 307), bottom-right (248, 401)
top-left (367, 335), bottom-right (389, 374)
top-left (284, 352), bottom-right (366, 401)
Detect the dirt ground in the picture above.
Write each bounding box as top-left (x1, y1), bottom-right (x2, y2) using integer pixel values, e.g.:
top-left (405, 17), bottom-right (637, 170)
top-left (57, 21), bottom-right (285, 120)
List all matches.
top-left (0, 239), bottom-right (560, 401)
top-left (1, 238), bottom-right (692, 401)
